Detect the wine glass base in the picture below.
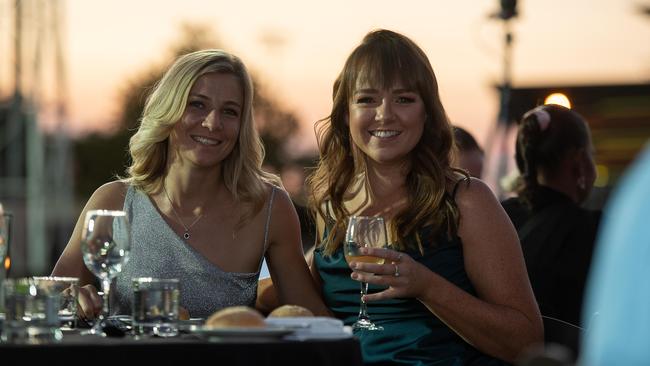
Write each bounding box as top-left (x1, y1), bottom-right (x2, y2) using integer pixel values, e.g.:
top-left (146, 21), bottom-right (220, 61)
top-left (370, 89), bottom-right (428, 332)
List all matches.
top-left (81, 320), bottom-right (107, 337)
top-left (81, 329), bottom-right (107, 337)
top-left (352, 319), bottom-right (383, 331)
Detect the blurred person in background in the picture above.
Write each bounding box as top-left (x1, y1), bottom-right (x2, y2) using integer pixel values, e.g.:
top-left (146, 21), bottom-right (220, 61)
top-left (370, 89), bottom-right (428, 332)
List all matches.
top-left (580, 145), bottom-right (650, 365)
top-left (453, 126), bottom-right (484, 178)
top-left (501, 104), bottom-right (601, 327)
top-left (51, 49), bottom-right (328, 320)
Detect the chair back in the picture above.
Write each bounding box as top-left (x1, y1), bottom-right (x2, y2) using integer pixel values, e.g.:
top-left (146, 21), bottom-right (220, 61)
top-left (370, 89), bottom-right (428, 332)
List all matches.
top-left (542, 315), bottom-right (584, 357)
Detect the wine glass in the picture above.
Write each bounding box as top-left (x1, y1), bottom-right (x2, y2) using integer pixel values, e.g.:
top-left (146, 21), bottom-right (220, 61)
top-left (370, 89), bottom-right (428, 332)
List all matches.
top-left (81, 210), bottom-right (131, 335)
top-left (344, 215), bottom-right (388, 331)
top-left (1, 207), bottom-right (10, 295)
top-left (0, 207), bottom-right (10, 267)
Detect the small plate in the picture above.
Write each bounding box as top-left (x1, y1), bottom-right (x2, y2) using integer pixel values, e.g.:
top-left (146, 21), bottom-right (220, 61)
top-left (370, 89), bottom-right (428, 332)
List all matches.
top-left (191, 326), bottom-right (294, 339)
top-left (178, 318), bottom-right (205, 332)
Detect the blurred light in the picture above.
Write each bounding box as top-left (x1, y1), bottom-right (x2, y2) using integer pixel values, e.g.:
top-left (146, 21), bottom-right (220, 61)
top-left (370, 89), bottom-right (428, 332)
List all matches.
top-left (4, 256), bottom-right (10, 271)
top-left (544, 93), bottom-right (572, 109)
top-left (595, 164), bottom-right (609, 187)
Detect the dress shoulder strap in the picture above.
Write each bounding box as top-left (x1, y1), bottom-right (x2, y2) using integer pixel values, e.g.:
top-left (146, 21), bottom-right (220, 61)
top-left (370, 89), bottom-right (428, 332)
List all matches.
top-left (262, 186), bottom-right (277, 252)
top-left (451, 176), bottom-right (471, 201)
top-left (257, 186), bottom-right (277, 275)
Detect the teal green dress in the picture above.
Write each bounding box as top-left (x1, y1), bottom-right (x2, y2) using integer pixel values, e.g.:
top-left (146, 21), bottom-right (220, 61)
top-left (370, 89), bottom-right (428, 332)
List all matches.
top-left (314, 225), bottom-right (510, 366)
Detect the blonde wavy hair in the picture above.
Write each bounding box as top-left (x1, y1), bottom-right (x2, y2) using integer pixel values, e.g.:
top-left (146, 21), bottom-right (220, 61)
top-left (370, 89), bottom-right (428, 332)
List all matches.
top-left (125, 49), bottom-right (281, 217)
top-left (307, 30), bottom-right (465, 255)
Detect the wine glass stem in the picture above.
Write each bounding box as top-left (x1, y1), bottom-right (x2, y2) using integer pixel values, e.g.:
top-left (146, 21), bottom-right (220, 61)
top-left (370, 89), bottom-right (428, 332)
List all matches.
top-left (358, 281), bottom-right (370, 322)
top-left (100, 278), bottom-right (111, 319)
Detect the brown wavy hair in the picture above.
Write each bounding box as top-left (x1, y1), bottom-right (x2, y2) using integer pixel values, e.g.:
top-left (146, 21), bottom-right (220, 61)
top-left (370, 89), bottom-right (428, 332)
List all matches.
top-left (307, 29), bottom-right (464, 255)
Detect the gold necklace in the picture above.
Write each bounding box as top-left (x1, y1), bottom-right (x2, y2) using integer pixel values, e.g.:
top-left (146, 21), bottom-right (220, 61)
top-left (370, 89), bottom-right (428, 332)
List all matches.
top-left (163, 185), bottom-right (204, 240)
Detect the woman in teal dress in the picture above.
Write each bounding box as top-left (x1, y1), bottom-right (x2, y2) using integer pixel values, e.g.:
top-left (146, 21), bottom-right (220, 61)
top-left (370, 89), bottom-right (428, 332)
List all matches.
top-left (307, 29), bottom-right (543, 365)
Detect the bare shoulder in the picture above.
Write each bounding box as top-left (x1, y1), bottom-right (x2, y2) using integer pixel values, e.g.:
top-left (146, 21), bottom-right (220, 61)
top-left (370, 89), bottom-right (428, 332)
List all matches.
top-left (86, 180), bottom-right (129, 211)
top-left (266, 184), bottom-right (301, 247)
top-left (452, 177), bottom-right (517, 245)
top-left (451, 177), bottom-right (498, 212)
top-left (268, 184), bottom-right (296, 216)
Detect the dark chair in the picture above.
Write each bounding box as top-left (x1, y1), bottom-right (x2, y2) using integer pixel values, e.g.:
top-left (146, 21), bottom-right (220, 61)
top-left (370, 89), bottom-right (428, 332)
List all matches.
top-left (542, 315), bottom-right (584, 358)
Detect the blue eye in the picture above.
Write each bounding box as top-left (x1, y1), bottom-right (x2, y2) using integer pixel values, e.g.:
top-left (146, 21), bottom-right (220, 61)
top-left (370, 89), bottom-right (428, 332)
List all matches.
top-left (396, 96), bottom-right (415, 103)
top-left (189, 100), bottom-right (204, 109)
top-left (223, 108), bottom-right (240, 117)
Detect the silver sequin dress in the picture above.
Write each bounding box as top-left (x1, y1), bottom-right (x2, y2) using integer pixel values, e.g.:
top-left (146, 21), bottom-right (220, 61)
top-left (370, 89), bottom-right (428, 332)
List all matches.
top-left (112, 185), bottom-right (275, 318)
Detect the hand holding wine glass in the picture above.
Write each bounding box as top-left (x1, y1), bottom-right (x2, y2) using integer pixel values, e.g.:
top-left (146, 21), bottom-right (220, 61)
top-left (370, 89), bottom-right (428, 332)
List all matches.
top-left (344, 215), bottom-right (388, 331)
top-left (81, 210), bottom-right (131, 335)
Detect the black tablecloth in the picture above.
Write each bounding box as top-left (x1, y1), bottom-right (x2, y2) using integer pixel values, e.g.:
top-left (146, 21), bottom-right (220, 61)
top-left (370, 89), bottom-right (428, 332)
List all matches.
top-left (0, 331), bottom-right (363, 365)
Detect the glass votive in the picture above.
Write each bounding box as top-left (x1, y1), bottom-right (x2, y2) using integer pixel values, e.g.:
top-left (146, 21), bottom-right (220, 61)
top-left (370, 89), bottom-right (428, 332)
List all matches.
top-left (32, 276), bottom-right (79, 329)
top-left (132, 278), bottom-right (179, 337)
top-left (2, 278), bottom-right (63, 344)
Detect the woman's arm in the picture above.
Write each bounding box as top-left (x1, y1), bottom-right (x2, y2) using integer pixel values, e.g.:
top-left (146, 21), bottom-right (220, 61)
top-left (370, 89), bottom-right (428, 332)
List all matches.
top-left (353, 178), bottom-right (543, 362)
top-left (256, 215), bottom-right (326, 315)
top-left (51, 180), bottom-right (127, 318)
top-left (265, 189), bottom-right (330, 316)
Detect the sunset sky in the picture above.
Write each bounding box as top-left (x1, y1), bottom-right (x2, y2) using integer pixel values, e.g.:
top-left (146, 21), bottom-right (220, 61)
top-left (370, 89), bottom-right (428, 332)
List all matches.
top-left (2, 0), bottom-right (649, 154)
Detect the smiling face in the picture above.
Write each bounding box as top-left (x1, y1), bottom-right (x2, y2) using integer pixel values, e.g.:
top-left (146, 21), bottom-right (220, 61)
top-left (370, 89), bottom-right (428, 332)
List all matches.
top-left (168, 72), bottom-right (243, 170)
top-left (348, 78), bottom-right (426, 168)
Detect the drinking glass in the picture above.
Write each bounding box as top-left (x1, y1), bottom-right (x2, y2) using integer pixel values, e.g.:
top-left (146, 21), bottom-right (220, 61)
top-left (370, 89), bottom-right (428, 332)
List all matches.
top-left (344, 215), bottom-right (388, 331)
top-left (31, 276), bottom-right (80, 329)
top-left (81, 210), bottom-right (130, 335)
top-left (132, 278), bottom-right (180, 337)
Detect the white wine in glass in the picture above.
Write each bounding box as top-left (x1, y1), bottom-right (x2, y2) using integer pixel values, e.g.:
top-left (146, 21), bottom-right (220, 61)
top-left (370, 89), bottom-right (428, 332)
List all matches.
top-left (344, 215), bottom-right (388, 331)
top-left (81, 210), bottom-right (131, 335)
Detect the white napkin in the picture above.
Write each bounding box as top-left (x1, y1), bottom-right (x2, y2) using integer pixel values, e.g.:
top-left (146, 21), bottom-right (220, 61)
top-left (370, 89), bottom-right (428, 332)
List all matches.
top-left (265, 317), bottom-right (353, 340)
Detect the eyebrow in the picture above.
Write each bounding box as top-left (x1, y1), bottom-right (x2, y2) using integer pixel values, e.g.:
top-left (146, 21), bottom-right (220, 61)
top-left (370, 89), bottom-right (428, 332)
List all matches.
top-left (189, 93), bottom-right (242, 108)
top-left (353, 88), bottom-right (415, 95)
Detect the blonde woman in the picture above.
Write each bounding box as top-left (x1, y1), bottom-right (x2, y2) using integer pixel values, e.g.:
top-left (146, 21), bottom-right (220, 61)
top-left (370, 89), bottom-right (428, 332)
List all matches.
top-left (52, 49), bottom-right (328, 319)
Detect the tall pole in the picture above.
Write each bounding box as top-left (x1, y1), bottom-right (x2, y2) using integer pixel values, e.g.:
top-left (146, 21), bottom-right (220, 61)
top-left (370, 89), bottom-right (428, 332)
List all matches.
top-left (484, 0), bottom-right (518, 198)
top-left (26, 0), bottom-right (46, 275)
top-left (6, 0), bottom-right (23, 181)
top-left (494, 17), bottom-right (514, 198)
top-left (498, 19), bottom-right (513, 128)
top-left (50, 0), bottom-right (73, 261)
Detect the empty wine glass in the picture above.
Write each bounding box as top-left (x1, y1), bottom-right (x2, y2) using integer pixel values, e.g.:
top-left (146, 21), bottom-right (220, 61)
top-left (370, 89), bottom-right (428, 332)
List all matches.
top-left (344, 215), bottom-right (388, 331)
top-left (81, 210), bottom-right (131, 335)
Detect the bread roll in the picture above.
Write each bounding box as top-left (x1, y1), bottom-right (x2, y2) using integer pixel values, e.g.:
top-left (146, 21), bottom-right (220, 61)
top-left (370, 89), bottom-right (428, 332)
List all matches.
top-left (268, 304), bottom-right (314, 318)
top-left (205, 306), bottom-right (266, 328)
top-left (179, 306), bottom-right (190, 321)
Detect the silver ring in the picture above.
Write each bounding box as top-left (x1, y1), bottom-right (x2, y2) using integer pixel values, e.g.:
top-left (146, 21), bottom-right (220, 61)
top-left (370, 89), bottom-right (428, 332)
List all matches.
top-left (394, 263), bottom-right (400, 277)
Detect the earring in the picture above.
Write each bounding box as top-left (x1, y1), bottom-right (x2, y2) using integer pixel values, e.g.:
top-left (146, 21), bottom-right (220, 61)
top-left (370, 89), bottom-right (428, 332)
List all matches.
top-left (577, 176), bottom-right (586, 190)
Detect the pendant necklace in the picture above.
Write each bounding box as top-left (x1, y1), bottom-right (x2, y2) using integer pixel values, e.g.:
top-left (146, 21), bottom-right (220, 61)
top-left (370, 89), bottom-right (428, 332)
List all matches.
top-left (163, 184), bottom-right (204, 240)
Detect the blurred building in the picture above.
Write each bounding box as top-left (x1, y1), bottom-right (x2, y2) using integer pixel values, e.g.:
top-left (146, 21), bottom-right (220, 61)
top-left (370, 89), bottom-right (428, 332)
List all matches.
top-left (1, 0), bottom-right (72, 277)
top-left (0, 95), bottom-right (75, 277)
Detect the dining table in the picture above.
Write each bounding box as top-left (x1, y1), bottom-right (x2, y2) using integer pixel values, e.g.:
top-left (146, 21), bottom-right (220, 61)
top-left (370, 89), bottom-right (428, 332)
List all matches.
top-left (0, 327), bottom-right (364, 365)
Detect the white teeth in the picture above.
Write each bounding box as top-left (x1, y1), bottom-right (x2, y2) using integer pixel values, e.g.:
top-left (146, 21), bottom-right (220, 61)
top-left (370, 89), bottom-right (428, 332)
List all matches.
top-left (191, 136), bottom-right (219, 145)
top-left (370, 130), bottom-right (400, 138)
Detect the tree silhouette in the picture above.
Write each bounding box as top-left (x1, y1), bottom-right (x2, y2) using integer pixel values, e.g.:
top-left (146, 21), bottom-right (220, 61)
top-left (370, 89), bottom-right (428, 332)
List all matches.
top-left (73, 23), bottom-right (303, 203)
